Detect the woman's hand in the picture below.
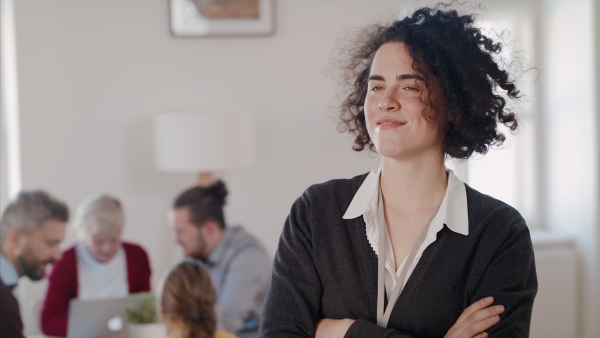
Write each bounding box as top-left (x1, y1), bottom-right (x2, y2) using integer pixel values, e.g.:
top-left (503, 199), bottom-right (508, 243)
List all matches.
top-left (445, 297), bottom-right (505, 338)
top-left (315, 318), bottom-right (355, 338)
top-left (315, 297), bottom-right (502, 338)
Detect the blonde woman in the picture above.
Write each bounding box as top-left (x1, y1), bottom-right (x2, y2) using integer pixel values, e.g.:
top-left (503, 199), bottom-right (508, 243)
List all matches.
top-left (161, 260), bottom-right (236, 338)
top-left (41, 194), bottom-right (151, 337)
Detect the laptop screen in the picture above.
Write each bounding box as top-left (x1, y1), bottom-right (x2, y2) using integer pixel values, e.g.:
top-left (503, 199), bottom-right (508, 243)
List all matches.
top-left (67, 297), bottom-right (130, 338)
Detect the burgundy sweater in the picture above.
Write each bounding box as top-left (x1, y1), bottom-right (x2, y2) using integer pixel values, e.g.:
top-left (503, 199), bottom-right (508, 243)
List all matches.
top-left (40, 242), bottom-right (151, 337)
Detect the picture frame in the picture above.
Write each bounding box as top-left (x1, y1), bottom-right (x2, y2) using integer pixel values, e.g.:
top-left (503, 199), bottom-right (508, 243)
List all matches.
top-left (169, 0), bottom-right (275, 38)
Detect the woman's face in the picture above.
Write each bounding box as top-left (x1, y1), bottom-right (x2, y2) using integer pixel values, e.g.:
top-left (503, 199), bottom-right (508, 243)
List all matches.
top-left (364, 42), bottom-right (447, 161)
top-left (86, 227), bottom-right (122, 263)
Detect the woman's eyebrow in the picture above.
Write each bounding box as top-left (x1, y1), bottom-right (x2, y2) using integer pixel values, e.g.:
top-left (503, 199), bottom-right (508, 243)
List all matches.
top-left (397, 74), bottom-right (424, 81)
top-left (368, 75), bottom-right (385, 81)
top-left (367, 74), bottom-right (424, 81)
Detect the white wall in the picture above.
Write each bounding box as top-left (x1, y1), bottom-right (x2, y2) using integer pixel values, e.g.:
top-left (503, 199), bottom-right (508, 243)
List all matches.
top-left (597, 0), bottom-right (600, 333)
top-left (11, 0), bottom-right (599, 337)
top-left (540, 1), bottom-right (599, 337)
top-left (588, 1), bottom-right (600, 336)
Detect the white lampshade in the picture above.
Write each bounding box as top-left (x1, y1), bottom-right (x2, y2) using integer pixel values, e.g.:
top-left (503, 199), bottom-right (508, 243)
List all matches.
top-left (154, 110), bottom-right (256, 173)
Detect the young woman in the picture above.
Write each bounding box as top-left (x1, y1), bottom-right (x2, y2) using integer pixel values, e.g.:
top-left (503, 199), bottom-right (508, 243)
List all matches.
top-left (41, 194), bottom-right (151, 337)
top-left (160, 260), bottom-right (237, 338)
top-left (260, 4), bottom-right (537, 338)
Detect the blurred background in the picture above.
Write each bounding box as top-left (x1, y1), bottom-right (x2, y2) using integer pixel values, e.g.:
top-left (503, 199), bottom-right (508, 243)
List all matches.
top-left (1, 0), bottom-right (598, 337)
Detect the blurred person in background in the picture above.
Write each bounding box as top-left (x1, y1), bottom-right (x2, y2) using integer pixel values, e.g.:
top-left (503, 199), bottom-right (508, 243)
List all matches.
top-left (41, 193), bottom-right (151, 337)
top-left (169, 180), bottom-right (271, 337)
top-left (160, 259), bottom-right (237, 338)
top-left (0, 190), bottom-right (69, 338)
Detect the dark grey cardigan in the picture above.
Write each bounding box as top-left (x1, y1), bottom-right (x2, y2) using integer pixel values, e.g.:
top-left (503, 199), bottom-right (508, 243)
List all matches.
top-left (260, 173), bottom-right (537, 338)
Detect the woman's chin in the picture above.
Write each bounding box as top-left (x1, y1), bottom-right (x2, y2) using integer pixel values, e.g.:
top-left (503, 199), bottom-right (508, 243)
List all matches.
top-left (375, 145), bottom-right (406, 160)
top-left (94, 254), bottom-right (115, 263)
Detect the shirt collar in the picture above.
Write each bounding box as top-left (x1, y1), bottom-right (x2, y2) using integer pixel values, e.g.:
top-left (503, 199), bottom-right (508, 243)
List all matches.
top-left (343, 167), bottom-right (469, 236)
top-left (0, 254), bottom-right (20, 287)
top-left (444, 170), bottom-right (469, 235)
top-left (343, 166), bottom-right (381, 220)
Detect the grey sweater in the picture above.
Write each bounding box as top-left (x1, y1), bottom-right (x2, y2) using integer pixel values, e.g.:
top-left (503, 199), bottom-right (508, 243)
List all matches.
top-left (260, 173), bottom-right (537, 338)
top-left (203, 226), bottom-right (272, 333)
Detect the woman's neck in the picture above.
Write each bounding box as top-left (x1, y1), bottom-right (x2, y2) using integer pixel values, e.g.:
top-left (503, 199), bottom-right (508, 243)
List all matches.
top-left (380, 153), bottom-right (448, 214)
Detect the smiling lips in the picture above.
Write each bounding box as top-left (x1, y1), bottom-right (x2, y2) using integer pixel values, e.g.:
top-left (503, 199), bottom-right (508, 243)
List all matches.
top-left (376, 118), bottom-right (407, 129)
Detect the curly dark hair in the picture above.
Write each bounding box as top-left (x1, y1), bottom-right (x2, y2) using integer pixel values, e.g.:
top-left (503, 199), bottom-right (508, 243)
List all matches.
top-left (337, 3), bottom-right (519, 159)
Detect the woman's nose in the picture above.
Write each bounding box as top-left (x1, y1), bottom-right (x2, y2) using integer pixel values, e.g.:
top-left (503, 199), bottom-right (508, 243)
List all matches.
top-left (378, 91), bottom-right (400, 112)
top-left (100, 243), bottom-right (112, 252)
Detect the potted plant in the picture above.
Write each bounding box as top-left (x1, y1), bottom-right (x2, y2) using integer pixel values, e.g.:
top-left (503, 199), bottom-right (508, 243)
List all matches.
top-left (125, 292), bottom-right (167, 338)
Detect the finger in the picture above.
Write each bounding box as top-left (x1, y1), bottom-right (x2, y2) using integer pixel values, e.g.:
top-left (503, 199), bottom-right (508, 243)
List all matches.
top-left (468, 305), bottom-right (505, 325)
top-left (455, 297), bottom-right (494, 325)
top-left (465, 314), bottom-right (501, 337)
top-left (473, 332), bottom-right (489, 338)
top-left (454, 304), bottom-right (504, 337)
top-left (459, 305), bottom-right (504, 336)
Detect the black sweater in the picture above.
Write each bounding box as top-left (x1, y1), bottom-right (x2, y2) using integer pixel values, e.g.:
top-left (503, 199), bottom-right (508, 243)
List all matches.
top-left (0, 279), bottom-right (24, 338)
top-left (260, 173), bottom-right (537, 338)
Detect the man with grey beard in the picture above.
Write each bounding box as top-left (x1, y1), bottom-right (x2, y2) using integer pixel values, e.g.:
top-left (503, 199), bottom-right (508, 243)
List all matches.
top-left (0, 190), bottom-right (69, 338)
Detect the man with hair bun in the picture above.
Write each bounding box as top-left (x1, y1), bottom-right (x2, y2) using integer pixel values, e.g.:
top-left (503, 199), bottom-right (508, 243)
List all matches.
top-left (169, 180), bottom-right (271, 337)
top-left (0, 190), bottom-right (69, 338)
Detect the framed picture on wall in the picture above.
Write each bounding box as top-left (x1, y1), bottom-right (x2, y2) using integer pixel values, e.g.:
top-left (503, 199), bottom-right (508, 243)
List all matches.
top-left (169, 0), bottom-right (275, 37)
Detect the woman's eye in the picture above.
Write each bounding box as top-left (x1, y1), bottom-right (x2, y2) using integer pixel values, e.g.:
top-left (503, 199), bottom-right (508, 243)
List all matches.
top-left (404, 86), bottom-right (419, 91)
top-left (371, 86), bottom-right (383, 91)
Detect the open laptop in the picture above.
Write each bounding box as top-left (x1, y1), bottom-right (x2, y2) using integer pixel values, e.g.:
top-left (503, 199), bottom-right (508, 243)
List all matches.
top-left (67, 297), bottom-right (131, 338)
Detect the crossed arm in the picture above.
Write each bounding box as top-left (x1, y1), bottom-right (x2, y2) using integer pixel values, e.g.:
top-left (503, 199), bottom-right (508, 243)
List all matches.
top-left (315, 296), bottom-right (505, 338)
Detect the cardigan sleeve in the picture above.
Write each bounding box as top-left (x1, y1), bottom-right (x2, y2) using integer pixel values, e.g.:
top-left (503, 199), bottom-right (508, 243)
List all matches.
top-left (346, 318), bottom-right (419, 338)
top-left (123, 242), bottom-right (152, 293)
top-left (470, 216), bottom-right (537, 337)
top-left (40, 248), bottom-right (77, 338)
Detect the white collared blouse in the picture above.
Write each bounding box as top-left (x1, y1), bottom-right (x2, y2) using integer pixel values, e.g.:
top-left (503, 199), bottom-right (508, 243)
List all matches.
top-left (343, 166), bottom-right (469, 299)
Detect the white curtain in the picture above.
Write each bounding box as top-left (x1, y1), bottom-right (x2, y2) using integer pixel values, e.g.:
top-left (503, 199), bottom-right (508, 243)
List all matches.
top-left (1, 0), bottom-right (22, 212)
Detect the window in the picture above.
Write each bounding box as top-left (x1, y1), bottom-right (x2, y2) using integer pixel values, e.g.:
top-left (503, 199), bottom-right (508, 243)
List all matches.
top-left (1, 0), bottom-right (22, 211)
top-left (445, 4), bottom-right (540, 228)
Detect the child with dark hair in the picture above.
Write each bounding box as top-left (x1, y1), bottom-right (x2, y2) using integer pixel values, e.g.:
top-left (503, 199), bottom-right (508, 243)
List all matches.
top-left (160, 260), bottom-right (237, 338)
top-left (261, 3), bottom-right (537, 338)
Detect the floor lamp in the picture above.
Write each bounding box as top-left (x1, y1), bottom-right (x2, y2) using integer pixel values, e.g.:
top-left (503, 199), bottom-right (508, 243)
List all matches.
top-left (154, 110), bottom-right (256, 186)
